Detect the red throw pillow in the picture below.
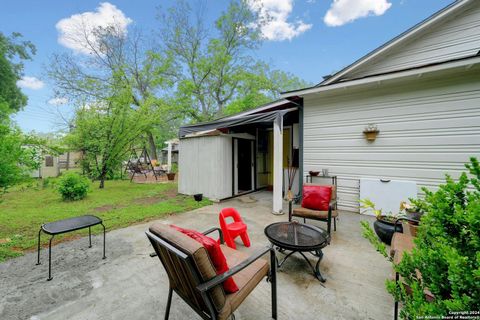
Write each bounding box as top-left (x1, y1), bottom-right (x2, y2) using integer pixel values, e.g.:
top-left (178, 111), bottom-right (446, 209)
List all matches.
top-left (301, 185), bottom-right (332, 211)
top-left (170, 225), bottom-right (239, 293)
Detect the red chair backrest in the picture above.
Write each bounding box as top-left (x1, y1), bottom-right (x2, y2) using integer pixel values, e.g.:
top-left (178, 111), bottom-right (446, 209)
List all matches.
top-left (301, 185), bottom-right (332, 211)
top-left (219, 208), bottom-right (243, 228)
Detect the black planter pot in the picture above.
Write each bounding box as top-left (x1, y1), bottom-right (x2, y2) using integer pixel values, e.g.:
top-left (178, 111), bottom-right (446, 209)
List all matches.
top-left (374, 218), bottom-right (403, 245)
top-left (193, 194), bottom-right (203, 202)
top-left (167, 173), bottom-right (176, 181)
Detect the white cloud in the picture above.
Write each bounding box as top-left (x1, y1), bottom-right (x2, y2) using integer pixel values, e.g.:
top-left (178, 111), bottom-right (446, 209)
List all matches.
top-left (56, 2), bottom-right (132, 55)
top-left (48, 97), bottom-right (68, 106)
top-left (17, 76), bottom-right (45, 90)
top-left (324, 0), bottom-right (392, 27)
top-left (247, 0), bottom-right (312, 41)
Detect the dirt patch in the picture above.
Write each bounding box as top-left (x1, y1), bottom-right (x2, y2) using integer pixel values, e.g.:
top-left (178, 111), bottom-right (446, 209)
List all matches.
top-left (133, 189), bottom-right (178, 205)
top-left (92, 204), bottom-right (120, 212)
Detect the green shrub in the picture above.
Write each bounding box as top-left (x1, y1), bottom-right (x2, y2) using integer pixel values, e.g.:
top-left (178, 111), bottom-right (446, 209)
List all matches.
top-left (362, 157), bottom-right (480, 318)
top-left (57, 172), bottom-right (90, 201)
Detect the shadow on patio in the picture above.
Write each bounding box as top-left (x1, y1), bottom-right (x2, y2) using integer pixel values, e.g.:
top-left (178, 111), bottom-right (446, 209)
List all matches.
top-left (0, 191), bottom-right (392, 320)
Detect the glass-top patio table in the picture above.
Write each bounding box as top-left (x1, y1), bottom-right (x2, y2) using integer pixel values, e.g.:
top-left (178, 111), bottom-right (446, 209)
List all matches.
top-left (264, 221), bottom-right (330, 282)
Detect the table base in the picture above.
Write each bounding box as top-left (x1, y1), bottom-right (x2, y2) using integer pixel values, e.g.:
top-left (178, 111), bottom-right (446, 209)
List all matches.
top-left (275, 247), bottom-right (326, 283)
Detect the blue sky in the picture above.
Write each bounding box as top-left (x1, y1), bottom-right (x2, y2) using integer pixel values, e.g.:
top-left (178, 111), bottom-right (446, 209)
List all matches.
top-left (1, 0), bottom-right (453, 133)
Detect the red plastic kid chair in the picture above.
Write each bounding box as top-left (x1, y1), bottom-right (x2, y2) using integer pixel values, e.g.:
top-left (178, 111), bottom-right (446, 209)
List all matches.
top-left (219, 208), bottom-right (251, 249)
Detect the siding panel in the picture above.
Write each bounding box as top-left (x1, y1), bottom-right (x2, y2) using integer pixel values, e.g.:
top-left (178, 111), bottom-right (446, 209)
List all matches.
top-left (346, 3), bottom-right (480, 80)
top-left (303, 70), bottom-right (480, 212)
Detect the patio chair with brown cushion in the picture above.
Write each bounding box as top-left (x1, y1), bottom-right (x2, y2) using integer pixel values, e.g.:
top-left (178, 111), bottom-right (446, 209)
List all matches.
top-left (289, 184), bottom-right (338, 234)
top-left (146, 223), bottom-right (277, 320)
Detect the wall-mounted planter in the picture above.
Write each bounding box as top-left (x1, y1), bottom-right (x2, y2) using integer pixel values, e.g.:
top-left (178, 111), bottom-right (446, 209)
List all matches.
top-left (363, 130), bottom-right (379, 141)
top-left (363, 124), bottom-right (380, 141)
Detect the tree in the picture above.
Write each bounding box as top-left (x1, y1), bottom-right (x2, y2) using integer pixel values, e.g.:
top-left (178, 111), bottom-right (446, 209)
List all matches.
top-left (0, 32), bottom-right (35, 118)
top-left (0, 32), bottom-right (39, 195)
top-left (66, 80), bottom-right (154, 188)
top-left (47, 23), bottom-right (175, 160)
top-left (158, 0), bottom-right (310, 122)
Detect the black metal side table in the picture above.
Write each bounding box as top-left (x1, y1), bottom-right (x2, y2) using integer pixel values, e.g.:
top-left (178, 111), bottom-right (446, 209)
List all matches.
top-left (264, 221), bottom-right (330, 282)
top-left (36, 215), bottom-right (106, 281)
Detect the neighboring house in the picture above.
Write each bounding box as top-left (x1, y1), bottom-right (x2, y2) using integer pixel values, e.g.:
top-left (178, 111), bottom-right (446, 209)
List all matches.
top-left (178, 0), bottom-right (480, 213)
top-left (30, 154), bottom-right (60, 178)
top-left (58, 151), bottom-right (83, 170)
top-left (30, 151), bottom-right (83, 178)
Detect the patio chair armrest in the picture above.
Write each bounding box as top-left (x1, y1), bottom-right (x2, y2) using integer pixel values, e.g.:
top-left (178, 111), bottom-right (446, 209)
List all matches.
top-left (394, 217), bottom-right (420, 225)
top-left (203, 227), bottom-right (224, 244)
top-left (197, 246), bottom-right (274, 292)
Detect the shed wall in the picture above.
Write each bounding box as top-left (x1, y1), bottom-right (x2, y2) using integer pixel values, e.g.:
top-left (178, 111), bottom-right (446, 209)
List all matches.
top-left (303, 68), bottom-right (480, 212)
top-left (178, 136), bottom-right (233, 200)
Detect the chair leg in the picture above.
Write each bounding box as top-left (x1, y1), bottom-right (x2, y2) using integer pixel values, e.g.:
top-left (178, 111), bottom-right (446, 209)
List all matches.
top-left (334, 217), bottom-right (337, 231)
top-left (240, 231), bottom-right (251, 247)
top-left (224, 232), bottom-right (236, 249)
top-left (165, 287), bottom-right (173, 320)
top-left (394, 272), bottom-right (399, 320)
top-left (270, 249), bottom-right (277, 320)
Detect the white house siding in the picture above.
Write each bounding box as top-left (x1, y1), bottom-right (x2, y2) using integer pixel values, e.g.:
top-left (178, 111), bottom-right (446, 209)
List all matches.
top-left (303, 68), bottom-right (480, 213)
top-left (345, 2), bottom-right (480, 80)
top-left (178, 135), bottom-right (232, 201)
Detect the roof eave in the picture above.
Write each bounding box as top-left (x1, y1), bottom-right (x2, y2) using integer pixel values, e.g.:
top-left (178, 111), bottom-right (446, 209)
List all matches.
top-left (281, 55), bottom-right (480, 98)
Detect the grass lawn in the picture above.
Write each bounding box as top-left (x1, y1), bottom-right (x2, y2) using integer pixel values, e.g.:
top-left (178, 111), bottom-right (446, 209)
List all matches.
top-left (0, 180), bottom-right (211, 262)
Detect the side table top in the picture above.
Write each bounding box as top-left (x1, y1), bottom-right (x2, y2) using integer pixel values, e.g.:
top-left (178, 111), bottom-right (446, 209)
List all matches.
top-left (42, 215), bottom-right (102, 235)
top-left (264, 221), bottom-right (330, 251)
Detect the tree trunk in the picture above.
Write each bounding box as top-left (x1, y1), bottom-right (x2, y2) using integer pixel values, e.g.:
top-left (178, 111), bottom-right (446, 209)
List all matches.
top-left (147, 131), bottom-right (157, 160)
top-left (98, 164), bottom-right (108, 189)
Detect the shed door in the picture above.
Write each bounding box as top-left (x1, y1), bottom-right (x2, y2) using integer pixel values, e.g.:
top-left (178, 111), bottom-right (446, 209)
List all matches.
top-left (234, 139), bottom-right (254, 194)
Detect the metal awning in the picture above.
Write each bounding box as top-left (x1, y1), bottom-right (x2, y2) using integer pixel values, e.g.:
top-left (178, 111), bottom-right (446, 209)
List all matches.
top-left (179, 107), bottom-right (297, 138)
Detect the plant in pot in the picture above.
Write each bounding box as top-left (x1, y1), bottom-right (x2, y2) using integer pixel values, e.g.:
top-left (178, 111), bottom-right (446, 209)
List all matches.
top-left (167, 163), bottom-right (177, 181)
top-left (399, 200), bottom-right (425, 236)
top-left (359, 199), bottom-right (405, 245)
top-left (360, 157), bottom-right (480, 319)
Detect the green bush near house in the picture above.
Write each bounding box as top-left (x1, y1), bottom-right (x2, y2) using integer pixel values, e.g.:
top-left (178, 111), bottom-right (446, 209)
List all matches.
top-left (57, 172), bottom-right (91, 201)
top-left (362, 157), bottom-right (480, 318)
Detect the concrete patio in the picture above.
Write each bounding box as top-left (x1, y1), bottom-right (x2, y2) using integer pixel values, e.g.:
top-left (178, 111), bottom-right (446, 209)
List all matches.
top-left (0, 191), bottom-right (392, 320)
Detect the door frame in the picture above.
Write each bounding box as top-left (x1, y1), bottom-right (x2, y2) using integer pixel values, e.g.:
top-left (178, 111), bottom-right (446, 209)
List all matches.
top-left (232, 137), bottom-right (256, 195)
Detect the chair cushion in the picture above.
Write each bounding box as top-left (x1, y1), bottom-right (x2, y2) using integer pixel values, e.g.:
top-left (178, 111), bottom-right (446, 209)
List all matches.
top-left (149, 223), bottom-right (226, 311)
top-left (292, 207), bottom-right (338, 220)
top-left (217, 245), bottom-right (269, 320)
top-left (171, 225), bottom-right (239, 293)
top-left (302, 185), bottom-right (332, 211)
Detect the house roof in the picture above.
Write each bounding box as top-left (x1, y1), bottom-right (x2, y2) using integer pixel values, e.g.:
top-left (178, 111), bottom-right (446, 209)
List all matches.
top-left (282, 0), bottom-right (475, 97)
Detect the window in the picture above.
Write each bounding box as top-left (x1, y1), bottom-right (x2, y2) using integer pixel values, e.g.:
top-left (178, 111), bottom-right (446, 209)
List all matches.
top-left (45, 156), bottom-right (54, 167)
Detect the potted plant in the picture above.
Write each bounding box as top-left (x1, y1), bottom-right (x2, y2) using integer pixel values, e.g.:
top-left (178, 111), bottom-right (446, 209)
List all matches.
top-left (167, 163), bottom-right (177, 181)
top-left (399, 201), bottom-right (424, 236)
top-left (363, 123), bottom-right (380, 141)
top-left (359, 199), bottom-right (405, 245)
